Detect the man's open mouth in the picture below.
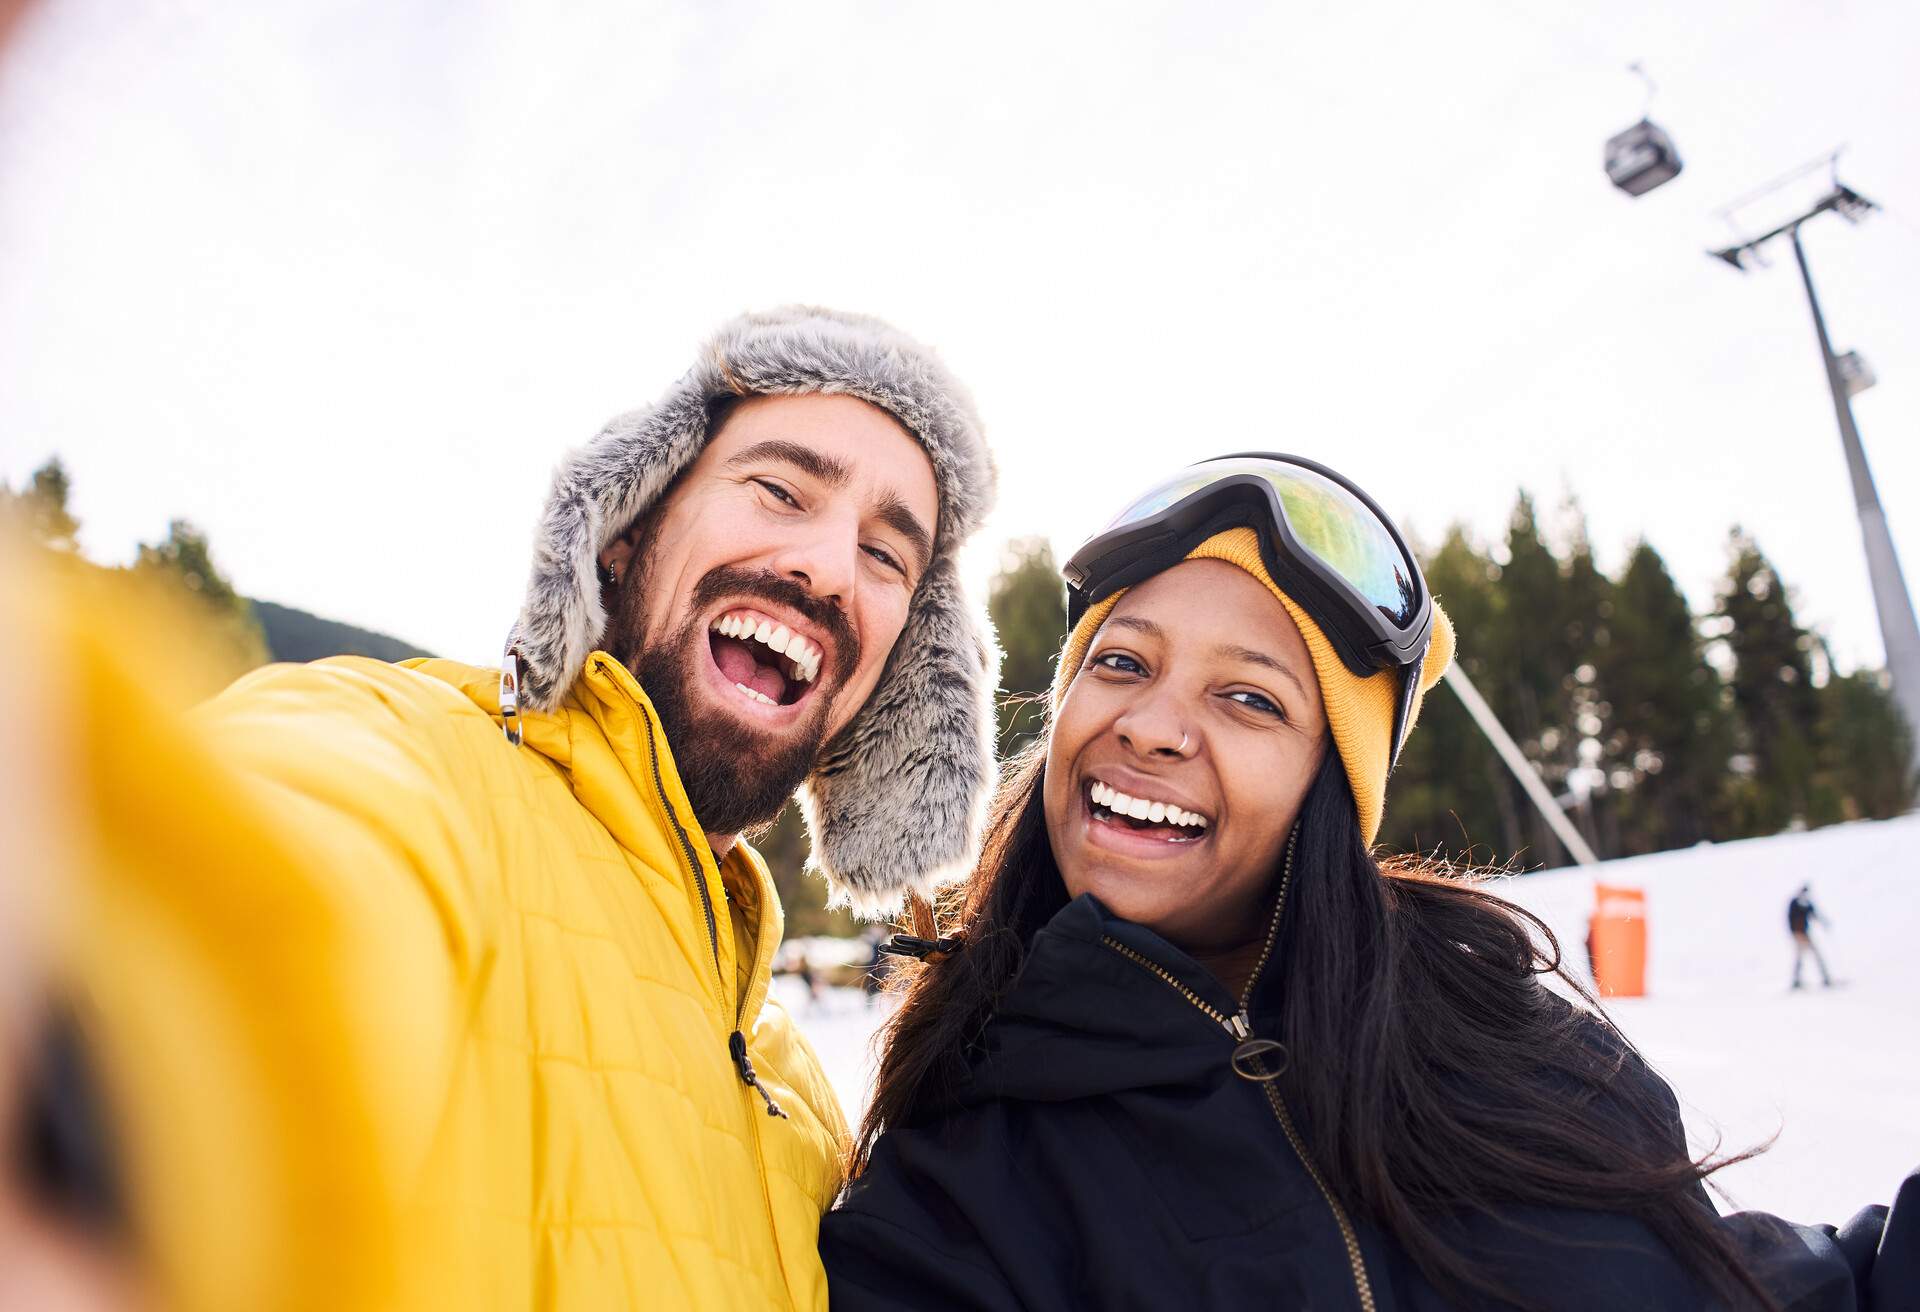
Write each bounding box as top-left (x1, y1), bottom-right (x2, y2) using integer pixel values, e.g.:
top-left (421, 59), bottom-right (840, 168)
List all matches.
top-left (707, 607), bottom-right (824, 708)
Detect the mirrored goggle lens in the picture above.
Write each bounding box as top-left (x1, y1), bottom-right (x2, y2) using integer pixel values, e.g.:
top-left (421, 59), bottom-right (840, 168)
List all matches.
top-left (1103, 458), bottom-right (1420, 628)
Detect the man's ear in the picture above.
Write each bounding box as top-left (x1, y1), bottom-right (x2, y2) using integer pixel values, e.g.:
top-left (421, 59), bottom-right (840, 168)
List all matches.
top-left (597, 521), bottom-right (644, 587)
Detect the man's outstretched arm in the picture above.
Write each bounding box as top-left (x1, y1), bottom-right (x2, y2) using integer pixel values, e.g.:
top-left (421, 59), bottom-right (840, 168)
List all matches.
top-left (25, 574), bottom-right (486, 1310)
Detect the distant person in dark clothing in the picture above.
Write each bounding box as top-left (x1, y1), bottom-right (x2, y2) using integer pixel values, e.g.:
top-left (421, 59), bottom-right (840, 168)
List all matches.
top-left (1789, 883), bottom-right (1834, 989)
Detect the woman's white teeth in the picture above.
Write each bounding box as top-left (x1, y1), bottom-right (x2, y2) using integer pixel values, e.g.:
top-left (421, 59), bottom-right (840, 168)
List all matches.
top-left (1087, 779), bottom-right (1207, 829)
top-left (711, 612), bottom-right (820, 683)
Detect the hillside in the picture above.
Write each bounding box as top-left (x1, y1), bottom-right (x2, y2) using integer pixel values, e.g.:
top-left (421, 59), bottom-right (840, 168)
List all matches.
top-left (250, 598), bottom-right (432, 664)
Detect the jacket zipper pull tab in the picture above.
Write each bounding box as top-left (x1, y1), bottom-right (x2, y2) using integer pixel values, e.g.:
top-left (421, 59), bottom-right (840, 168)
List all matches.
top-left (1228, 1010), bottom-right (1292, 1083)
top-left (729, 1030), bottom-right (788, 1119)
top-left (499, 649), bottom-right (525, 746)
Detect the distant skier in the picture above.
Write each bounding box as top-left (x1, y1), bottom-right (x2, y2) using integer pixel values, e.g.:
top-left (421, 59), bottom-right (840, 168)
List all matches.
top-left (1787, 883), bottom-right (1833, 990)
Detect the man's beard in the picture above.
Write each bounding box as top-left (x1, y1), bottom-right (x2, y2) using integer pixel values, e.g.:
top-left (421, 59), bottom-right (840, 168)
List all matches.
top-left (612, 563), bottom-right (861, 838)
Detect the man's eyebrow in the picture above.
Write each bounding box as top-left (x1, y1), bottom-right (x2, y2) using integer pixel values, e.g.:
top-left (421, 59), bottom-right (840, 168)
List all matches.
top-left (724, 439), bottom-right (852, 488)
top-left (873, 492), bottom-right (934, 574)
top-left (1216, 643), bottom-right (1311, 699)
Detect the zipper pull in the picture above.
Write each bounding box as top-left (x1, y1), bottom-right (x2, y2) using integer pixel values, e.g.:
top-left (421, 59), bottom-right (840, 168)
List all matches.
top-left (1227, 1011), bottom-right (1293, 1081)
top-left (729, 1030), bottom-right (788, 1119)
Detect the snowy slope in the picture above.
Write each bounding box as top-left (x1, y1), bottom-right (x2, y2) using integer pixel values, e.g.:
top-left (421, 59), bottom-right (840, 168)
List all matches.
top-left (1487, 815), bottom-right (1920, 1223)
top-left (782, 814), bottom-right (1920, 1224)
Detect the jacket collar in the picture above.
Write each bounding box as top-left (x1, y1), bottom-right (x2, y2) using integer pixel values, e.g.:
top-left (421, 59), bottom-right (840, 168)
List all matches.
top-left (408, 654), bottom-right (785, 1025)
top-left (959, 894), bottom-right (1272, 1108)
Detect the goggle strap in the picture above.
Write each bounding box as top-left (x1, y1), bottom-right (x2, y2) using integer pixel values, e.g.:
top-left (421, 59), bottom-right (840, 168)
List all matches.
top-left (1387, 632), bottom-right (1431, 774)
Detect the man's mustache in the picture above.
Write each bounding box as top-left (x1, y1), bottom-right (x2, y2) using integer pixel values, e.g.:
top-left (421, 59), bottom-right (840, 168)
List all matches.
top-left (690, 566), bottom-right (860, 685)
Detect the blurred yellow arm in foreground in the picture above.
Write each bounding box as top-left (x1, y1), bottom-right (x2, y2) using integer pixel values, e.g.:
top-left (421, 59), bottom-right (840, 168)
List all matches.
top-left (4, 541), bottom-right (467, 1311)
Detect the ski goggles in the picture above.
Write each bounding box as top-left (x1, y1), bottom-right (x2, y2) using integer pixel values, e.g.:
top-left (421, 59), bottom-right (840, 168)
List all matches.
top-left (1062, 453), bottom-right (1433, 768)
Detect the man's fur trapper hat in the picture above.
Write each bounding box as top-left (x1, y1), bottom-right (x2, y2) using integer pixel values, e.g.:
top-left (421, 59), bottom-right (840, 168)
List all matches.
top-left (508, 306), bottom-right (1000, 915)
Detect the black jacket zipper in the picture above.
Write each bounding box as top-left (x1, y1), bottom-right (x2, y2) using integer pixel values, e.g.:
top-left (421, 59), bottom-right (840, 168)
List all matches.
top-left (1101, 828), bottom-right (1375, 1311)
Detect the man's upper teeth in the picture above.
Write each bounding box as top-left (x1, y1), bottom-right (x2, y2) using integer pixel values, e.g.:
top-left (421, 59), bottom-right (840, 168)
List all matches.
top-left (1088, 779), bottom-right (1207, 828)
top-left (713, 611), bottom-right (820, 682)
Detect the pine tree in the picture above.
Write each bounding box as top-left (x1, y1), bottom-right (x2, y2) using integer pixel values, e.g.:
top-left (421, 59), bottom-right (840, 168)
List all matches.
top-left (1714, 529), bottom-right (1821, 835)
top-left (134, 519), bottom-right (269, 670)
top-left (3, 457), bottom-right (81, 550)
top-left (1377, 526), bottom-right (1513, 864)
top-left (1482, 494), bottom-right (1585, 865)
top-left (1597, 542), bottom-right (1733, 852)
top-left (988, 537), bottom-right (1067, 756)
top-left (1814, 666), bottom-right (1916, 821)
top-left (1553, 513), bottom-right (1616, 856)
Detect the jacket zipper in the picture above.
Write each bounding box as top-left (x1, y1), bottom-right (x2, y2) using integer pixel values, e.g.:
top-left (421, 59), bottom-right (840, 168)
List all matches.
top-left (635, 696), bottom-right (786, 1119)
top-left (1100, 829), bottom-right (1375, 1312)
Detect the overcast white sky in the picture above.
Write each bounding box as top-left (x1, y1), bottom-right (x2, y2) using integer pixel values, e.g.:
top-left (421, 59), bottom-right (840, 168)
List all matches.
top-left (3, 1), bottom-right (1917, 672)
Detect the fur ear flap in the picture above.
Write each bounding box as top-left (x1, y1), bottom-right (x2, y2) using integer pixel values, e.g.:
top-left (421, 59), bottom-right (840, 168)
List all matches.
top-left (801, 555), bottom-right (1000, 917)
top-left (512, 388), bottom-right (714, 709)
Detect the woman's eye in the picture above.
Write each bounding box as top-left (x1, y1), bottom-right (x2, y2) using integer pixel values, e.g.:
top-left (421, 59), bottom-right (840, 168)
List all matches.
top-left (756, 479), bottom-right (800, 508)
top-left (1093, 652), bottom-right (1145, 676)
top-left (1228, 689), bottom-right (1285, 719)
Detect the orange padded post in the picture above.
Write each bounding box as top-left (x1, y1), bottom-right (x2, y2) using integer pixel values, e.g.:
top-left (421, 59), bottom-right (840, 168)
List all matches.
top-left (1591, 884), bottom-right (1648, 998)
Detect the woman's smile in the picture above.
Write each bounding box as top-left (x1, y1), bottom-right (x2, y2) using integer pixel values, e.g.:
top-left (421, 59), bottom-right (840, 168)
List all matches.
top-left (1078, 773), bottom-right (1211, 858)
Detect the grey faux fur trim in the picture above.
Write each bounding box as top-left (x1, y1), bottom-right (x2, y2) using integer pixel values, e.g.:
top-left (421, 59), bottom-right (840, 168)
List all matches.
top-left (508, 306), bottom-right (1000, 913)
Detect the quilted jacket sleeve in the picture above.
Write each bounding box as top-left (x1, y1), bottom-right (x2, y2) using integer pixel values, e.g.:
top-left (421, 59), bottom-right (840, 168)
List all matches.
top-left (190, 657), bottom-right (495, 1183)
top-left (15, 561), bottom-right (488, 1310)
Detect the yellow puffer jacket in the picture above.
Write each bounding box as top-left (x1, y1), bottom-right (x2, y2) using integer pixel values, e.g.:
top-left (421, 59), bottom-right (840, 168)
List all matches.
top-left (32, 564), bottom-right (851, 1311)
top-left (207, 650), bottom-right (850, 1308)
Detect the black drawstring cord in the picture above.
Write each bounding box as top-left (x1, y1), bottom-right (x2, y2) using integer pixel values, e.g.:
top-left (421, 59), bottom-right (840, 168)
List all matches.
top-left (729, 1030), bottom-right (787, 1118)
top-left (878, 933), bottom-right (966, 962)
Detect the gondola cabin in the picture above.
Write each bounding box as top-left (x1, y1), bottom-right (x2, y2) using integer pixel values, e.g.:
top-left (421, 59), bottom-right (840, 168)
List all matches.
top-left (1604, 118), bottom-right (1683, 197)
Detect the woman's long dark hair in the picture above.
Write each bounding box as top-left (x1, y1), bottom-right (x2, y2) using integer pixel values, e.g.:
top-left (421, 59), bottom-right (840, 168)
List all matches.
top-left (858, 744), bottom-right (1775, 1310)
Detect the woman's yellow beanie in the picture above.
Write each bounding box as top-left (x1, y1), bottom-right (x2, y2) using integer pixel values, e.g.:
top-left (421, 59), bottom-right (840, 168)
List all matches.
top-left (1051, 527), bottom-right (1455, 846)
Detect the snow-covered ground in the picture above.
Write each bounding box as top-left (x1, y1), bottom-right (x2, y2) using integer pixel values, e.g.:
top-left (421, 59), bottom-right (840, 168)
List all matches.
top-left (778, 814), bottom-right (1920, 1224)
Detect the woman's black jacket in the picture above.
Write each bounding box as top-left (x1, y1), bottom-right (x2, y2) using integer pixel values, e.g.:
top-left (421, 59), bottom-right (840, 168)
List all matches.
top-left (820, 894), bottom-right (1917, 1310)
